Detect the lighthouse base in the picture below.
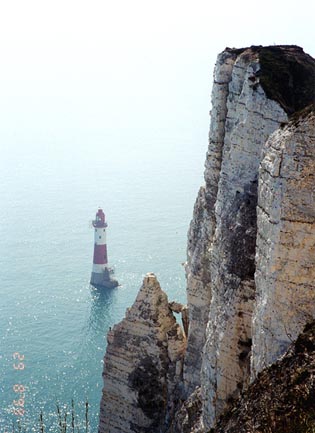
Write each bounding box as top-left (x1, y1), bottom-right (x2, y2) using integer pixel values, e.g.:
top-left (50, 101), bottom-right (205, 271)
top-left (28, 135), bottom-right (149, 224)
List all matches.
top-left (90, 269), bottom-right (119, 289)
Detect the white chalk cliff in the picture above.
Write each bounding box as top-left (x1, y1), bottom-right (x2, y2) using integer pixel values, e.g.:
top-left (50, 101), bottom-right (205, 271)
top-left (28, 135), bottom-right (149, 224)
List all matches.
top-left (98, 45), bottom-right (315, 433)
top-left (98, 273), bottom-right (186, 433)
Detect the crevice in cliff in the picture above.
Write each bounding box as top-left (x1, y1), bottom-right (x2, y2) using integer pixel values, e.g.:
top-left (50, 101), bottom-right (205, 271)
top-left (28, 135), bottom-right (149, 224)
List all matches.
top-left (256, 204), bottom-right (280, 224)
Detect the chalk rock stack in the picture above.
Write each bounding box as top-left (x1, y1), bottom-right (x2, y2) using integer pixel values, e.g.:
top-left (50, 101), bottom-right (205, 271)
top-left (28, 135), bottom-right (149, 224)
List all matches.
top-left (98, 273), bottom-right (186, 433)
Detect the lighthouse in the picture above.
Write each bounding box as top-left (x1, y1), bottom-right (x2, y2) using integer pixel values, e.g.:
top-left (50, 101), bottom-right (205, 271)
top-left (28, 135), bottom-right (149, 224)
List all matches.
top-left (90, 208), bottom-right (118, 289)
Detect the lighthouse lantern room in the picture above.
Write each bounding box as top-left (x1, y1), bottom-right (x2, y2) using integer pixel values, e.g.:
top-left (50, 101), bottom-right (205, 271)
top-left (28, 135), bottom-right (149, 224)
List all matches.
top-left (90, 208), bottom-right (118, 289)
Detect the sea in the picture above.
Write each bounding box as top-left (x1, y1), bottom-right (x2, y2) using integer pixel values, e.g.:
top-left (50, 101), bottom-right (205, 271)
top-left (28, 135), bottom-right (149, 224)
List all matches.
top-left (0, 134), bottom-right (206, 432)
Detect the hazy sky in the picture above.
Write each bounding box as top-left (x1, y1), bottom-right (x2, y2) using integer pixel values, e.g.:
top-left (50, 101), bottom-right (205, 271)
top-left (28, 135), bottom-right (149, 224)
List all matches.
top-left (0, 0), bottom-right (314, 155)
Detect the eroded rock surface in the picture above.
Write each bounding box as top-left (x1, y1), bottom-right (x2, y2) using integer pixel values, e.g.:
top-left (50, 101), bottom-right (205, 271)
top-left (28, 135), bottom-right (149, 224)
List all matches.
top-left (98, 273), bottom-right (186, 433)
top-left (252, 107), bottom-right (315, 378)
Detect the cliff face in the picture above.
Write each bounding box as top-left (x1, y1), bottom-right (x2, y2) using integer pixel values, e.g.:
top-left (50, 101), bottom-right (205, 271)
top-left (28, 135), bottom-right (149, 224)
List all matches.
top-left (252, 107), bottom-right (315, 378)
top-left (186, 46), bottom-right (315, 430)
top-left (98, 273), bottom-right (186, 433)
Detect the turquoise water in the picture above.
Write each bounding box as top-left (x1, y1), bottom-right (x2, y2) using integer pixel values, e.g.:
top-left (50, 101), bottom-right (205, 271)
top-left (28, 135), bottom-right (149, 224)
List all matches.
top-left (0, 137), bottom-right (205, 432)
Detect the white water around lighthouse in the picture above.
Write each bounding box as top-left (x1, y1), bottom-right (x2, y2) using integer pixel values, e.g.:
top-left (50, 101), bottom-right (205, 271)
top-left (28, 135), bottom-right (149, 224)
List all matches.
top-left (0, 136), bottom-right (205, 431)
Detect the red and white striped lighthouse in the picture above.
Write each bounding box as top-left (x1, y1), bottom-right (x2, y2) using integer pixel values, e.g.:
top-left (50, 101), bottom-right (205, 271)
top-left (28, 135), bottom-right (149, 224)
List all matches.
top-left (90, 208), bottom-right (118, 288)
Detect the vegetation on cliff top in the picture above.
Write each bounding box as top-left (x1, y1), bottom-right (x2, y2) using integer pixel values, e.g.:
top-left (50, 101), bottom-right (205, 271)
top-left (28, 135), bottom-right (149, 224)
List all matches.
top-left (258, 46), bottom-right (315, 115)
top-left (226, 45), bottom-right (315, 116)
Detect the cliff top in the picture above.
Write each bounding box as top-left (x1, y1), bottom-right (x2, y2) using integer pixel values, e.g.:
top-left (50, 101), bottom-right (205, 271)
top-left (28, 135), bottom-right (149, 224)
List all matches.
top-left (224, 45), bottom-right (315, 115)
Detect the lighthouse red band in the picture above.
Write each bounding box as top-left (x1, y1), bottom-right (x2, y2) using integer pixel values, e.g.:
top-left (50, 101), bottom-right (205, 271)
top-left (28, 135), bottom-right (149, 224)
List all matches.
top-left (93, 244), bottom-right (108, 265)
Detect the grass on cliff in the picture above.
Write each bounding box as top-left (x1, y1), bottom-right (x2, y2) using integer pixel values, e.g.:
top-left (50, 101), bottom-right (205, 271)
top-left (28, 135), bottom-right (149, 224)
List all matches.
top-left (258, 46), bottom-right (315, 115)
top-left (9, 400), bottom-right (90, 433)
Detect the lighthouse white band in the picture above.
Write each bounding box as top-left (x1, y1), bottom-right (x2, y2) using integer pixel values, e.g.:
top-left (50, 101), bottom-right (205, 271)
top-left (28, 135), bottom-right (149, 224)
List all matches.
top-left (94, 228), bottom-right (107, 245)
top-left (93, 263), bottom-right (108, 273)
